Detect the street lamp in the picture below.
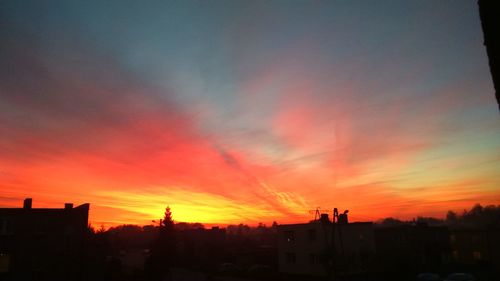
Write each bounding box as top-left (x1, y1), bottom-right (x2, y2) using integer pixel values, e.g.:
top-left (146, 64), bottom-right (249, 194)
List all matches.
top-left (152, 219), bottom-right (163, 227)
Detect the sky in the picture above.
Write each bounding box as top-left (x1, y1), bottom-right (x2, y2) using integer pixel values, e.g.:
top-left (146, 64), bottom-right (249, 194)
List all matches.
top-left (1, 0), bottom-right (499, 227)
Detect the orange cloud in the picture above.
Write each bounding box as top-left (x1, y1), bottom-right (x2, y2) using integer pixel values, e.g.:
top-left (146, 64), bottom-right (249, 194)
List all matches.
top-left (1, 30), bottom-right (499, 228)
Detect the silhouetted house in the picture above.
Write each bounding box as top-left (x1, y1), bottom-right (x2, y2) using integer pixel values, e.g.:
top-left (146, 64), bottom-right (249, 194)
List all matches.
top-left (177, 226), bottom-right (226, 267)
top-left (231, 242), bottom-right (277, 269)
top-left (0, 198), bottom-right (89, 280)
top-left (450, 228), bottom-right (500, 267)
top-left (118, 248), bottom-right (151, 274)
top-left (277, 215), bottom-right (375, 277)
top-left (374, 223), bottom-right (451, 273)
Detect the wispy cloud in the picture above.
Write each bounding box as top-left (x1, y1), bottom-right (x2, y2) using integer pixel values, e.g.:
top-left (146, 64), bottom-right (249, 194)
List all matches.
top-left (1, 0), bottom-right (499, 226)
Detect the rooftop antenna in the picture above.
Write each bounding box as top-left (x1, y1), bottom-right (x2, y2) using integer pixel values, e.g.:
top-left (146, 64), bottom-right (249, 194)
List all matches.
top-left (308, 207), bottom-right (329, 221)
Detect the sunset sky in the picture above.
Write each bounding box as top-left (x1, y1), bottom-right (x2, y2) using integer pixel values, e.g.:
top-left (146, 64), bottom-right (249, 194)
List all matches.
top-left (1, 0), bottom-right (499, 228)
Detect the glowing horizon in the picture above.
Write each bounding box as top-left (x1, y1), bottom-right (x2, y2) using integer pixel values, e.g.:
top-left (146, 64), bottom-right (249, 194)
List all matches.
top-left (1, 0), bottom-right (499, 228)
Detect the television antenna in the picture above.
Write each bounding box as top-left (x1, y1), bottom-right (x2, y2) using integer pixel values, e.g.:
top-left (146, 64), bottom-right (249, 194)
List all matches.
top-left (308, 207), bottom-right (330, 221)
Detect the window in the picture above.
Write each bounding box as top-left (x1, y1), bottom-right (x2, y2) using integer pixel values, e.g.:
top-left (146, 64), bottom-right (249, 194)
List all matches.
top-left (472, 235), bottom-right (479, 243)
top-left (284, 230), bottom-right (295, 242)
top-left (0, 219), bottom-right (9, 235)
top-left (308, 229), bottom-right (317, 242)
top-left (0, 253), bottom-right (10, 273)
top-left (450, 234), bottom-right (456, 243)
top-left (473, 251), bottom-right (482, 260)
top-left (285, 252), bottom-right (296, 264)
top-left (309, 253), bottom-right (320, 264)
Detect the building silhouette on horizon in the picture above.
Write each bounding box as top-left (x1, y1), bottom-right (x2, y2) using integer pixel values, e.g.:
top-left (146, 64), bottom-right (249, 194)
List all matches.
top-left (277, 212), bottom-right (376, 278)
top-left (0, 198), bottom-right (89, 280)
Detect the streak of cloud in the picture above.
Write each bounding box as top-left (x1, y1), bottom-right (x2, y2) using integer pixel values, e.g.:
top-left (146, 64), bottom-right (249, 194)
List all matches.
top-left (1, 0), bottom-right (499, 226)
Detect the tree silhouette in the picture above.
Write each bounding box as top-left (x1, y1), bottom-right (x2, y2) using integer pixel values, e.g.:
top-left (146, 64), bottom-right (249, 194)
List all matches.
top-left (146, 206), bottom-right (177, 281)
top-left (163, 206), bottom-right (174, 231)
top-left (446, 204), bottom-right (500, 228)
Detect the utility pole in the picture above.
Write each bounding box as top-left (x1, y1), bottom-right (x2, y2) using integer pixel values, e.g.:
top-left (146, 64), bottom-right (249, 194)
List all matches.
top-left (330, 208), bottom-right (348, 281)
top-left (152, 219), bottom-right (163, 227)
top-left (331, 208), bottom-right (338, 281)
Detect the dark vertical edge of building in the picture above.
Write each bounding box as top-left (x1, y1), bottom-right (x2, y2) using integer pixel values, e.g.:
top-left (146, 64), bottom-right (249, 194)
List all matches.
top-left (478, 0), bottom-right (500, 111)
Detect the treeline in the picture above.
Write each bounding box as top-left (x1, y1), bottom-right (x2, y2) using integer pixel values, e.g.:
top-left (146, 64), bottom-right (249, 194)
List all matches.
top-left (83, 208), bottom-right (278, 280)
top-left (86, 220), bottom-right (279, 254)
top-left (377, 204), bottom-right (500, 228)
top-left (89, 221), bottom-right (279, 239)
top-left (87, 222), bottom-right (208, 251)
top-left (90, 203), bottom-right (500, 241)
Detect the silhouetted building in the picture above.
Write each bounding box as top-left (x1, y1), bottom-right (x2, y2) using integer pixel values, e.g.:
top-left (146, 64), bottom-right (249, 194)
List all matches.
top-left (277, 216), bottom-right (375, 277)
top-left (478, 0), bottom-right (500, 110)
top-left (374, 223), bottom-right (451, 273)
top-left (0, 198), bottom-right (89, 280)
top-left (450, 228), bottom-right (500, 267)
top-left (177, 226), bottom-right (226, 268)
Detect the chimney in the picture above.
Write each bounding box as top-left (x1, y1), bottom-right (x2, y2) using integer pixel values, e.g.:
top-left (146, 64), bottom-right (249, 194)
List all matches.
top-left (320, 213), bottom-right (330, 224)
top-left (23, 198), bottom-right (32, 209)
top-left (65, 203), bottom-right (73, 210)
top-left (338, 213), bottom-right (348, 224)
